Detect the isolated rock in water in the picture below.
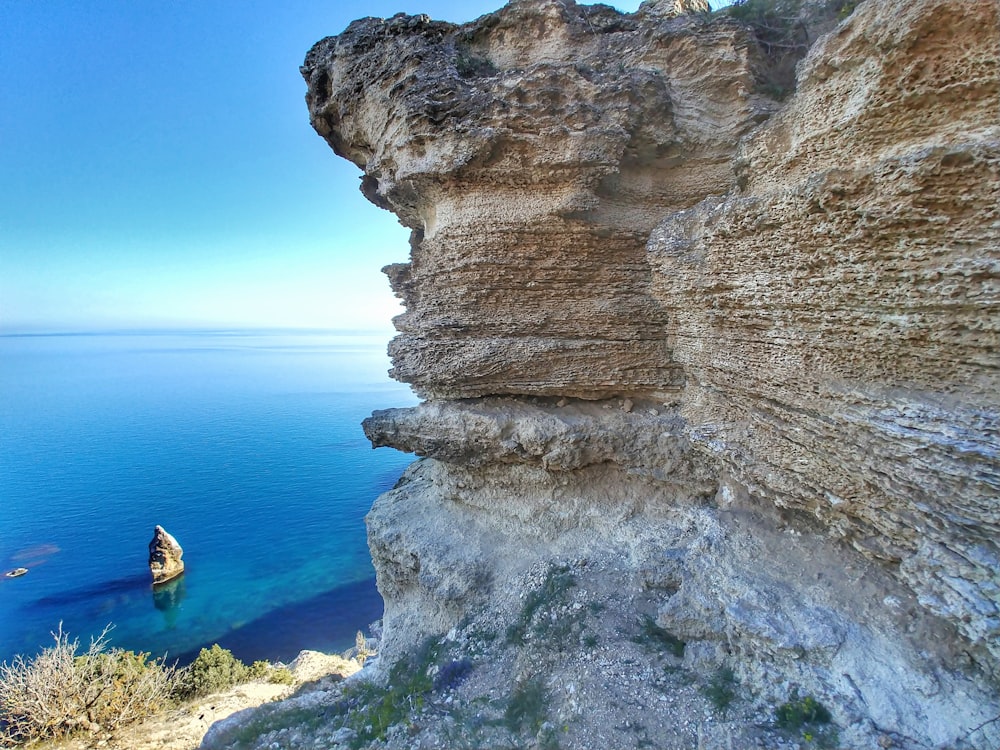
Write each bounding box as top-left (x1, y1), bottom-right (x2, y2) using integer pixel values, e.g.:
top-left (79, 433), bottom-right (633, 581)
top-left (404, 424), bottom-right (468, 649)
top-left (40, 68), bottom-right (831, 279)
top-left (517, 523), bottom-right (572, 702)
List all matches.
top-left (148, 525), bottom-right (184, 585)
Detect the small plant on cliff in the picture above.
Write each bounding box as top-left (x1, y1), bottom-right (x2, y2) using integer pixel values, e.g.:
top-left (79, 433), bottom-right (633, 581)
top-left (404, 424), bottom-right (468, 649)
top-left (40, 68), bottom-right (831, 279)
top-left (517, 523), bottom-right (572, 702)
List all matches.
top-left (701, 667), bottom-right (739, 713)
top-left (724, 0), bottom-right (814, 99)
top-left (434, 657), bottom-right (474, 692)
top-left (504, 674), bottom-right (549, 734)
top-left (832, 0), bottom-right (860, 19)
top-left (774, 689), bottom-right (840, 747)
top-left (505, 564), bottom-right (577, 646)
top-left (454, 43), bottom-right (498, 79)
top-left (351, 630), bottom-right (376, 667)
top-left (775, 690), bottom-right (831, 730)
top-left (0, 625), bottom-right (175, 745)
top-left (342, 637), bottom-right (443, 747)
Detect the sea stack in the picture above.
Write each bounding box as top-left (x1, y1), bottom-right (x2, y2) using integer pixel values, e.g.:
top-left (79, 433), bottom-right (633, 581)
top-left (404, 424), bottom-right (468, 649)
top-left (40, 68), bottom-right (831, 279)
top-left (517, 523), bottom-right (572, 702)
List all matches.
top-left (148, 525), bottom-right (184, 585)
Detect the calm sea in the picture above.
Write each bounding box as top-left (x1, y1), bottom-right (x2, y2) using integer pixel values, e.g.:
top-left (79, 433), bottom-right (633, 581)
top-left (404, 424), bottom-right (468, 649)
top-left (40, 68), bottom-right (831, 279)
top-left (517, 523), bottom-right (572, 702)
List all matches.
top-left (0, 330), bottom-right (416, 666)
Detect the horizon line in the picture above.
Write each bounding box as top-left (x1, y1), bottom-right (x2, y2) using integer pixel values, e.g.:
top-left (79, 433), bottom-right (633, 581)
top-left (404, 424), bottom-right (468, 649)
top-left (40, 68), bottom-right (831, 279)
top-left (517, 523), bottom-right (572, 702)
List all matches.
top-left (0, 325), bottom-right (398, 339)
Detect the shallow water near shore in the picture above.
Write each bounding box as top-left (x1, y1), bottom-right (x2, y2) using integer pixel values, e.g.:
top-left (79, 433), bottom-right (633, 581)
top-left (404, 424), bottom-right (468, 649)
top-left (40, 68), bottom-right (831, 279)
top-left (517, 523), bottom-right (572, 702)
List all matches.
top-left (0, 330), bottom-right (416, 665)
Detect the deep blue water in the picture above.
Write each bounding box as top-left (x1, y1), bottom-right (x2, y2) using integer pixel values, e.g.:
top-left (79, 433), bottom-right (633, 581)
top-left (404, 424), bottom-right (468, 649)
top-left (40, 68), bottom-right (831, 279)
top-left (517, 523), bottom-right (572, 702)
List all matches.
top-left (0, 330), bottom-right (417, 666)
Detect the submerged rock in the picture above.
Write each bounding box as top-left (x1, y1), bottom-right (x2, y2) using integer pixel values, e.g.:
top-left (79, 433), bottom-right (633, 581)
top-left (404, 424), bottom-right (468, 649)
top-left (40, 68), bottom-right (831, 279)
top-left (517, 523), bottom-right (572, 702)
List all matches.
top-left (148, 525), bottom-right (185, 585)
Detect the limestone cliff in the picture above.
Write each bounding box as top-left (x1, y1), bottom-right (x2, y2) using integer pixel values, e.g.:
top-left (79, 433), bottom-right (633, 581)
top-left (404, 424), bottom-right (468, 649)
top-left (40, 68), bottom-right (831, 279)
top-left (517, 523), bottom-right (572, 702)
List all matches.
top-left (303, 1), bottom-right (1000, 747)
top-left (651, 0), bottom-right (1000, 669)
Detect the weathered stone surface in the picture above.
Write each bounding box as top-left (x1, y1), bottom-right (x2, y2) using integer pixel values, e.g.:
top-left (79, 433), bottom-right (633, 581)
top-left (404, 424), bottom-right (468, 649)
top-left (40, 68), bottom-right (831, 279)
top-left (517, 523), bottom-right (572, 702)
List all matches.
top-left (306, 0), bottom-right (1000, 747)
top-left (363, 397), bottom-right (713, 488)
top-left (640, 0), bottom-right (711, 17)
top-left (649, 0), bottom-right (1000, 666)
top-left (148, 525), bottom-right (184, 585)
top-left (303, 0), bottom-right (777, 399)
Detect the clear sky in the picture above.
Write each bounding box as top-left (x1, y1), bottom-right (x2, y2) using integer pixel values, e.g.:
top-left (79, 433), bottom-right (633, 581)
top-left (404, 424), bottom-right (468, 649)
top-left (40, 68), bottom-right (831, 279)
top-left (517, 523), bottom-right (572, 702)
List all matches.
top-left (1, 0), bottom-right (730, 334)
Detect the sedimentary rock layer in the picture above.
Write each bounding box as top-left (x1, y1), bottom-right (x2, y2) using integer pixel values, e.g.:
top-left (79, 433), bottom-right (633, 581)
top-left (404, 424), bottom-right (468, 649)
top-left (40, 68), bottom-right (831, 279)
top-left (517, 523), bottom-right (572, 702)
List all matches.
top-left (650, 0), bottom-right (1000, 664)
top-left (305, 0), bottom-right (1000, 747)
top-left (303, 0), bottom-right (776, 399)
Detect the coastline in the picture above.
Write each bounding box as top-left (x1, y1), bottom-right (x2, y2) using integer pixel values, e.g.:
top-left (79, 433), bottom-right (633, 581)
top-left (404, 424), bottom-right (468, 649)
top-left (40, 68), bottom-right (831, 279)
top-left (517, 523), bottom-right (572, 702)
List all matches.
top-left (0, 329), bottom-right (414, 667)
top-left (173, 577), bottom-right (383, 666)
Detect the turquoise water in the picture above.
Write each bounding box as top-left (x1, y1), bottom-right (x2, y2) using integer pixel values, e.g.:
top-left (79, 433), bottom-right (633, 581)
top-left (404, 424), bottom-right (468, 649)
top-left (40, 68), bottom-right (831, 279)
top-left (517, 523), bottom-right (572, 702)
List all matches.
top-left (0, 330), bottom-right (416, 665)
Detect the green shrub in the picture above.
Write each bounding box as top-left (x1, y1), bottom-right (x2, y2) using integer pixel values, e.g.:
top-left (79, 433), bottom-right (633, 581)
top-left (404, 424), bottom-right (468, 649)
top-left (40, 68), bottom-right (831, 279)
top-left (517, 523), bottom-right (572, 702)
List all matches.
top-left (176, 645), bottom-right (246, 699)
top-left (174, 645), bottom-right (282, 700)
top-left (701, 667), bottom-right (738, 713)
top-left (833, 0), bottom-right (860, 19)
top-left (0, 625), bottom-right (175, 744)
top-left (267, 667), bottom-right (294, 685)
top-left (775, 690), bottom-right (832, 730)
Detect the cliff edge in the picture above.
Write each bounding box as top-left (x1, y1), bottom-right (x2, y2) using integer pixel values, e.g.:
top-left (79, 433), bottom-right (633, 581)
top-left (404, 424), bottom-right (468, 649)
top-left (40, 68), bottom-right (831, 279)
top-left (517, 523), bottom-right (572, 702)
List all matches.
top-left (297, 0), bottom-right (999, 747)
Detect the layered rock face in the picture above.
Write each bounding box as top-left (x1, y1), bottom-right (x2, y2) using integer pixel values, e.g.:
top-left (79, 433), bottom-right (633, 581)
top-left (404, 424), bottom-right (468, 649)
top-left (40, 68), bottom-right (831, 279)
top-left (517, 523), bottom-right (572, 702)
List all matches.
top-left (304, 0), bottom-right (999, 747)
top-left (304, 0), bottom-right (776, 399)
top-left (650, 0), bottom-right (1000, 667)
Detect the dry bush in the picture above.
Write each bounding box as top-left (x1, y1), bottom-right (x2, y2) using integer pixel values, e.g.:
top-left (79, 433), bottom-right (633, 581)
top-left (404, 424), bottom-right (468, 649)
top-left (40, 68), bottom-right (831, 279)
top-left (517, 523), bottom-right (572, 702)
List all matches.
top-left (0, 625), bottom-right (176, 745)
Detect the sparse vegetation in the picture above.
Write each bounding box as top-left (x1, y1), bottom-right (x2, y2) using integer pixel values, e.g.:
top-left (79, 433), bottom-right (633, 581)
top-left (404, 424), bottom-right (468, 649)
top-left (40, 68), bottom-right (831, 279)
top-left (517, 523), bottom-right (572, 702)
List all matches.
top-left (775, 690), bottom-right (832, 730)
top-left (454, 44), bottom-right (498, 79)
top-left (505, 564), bottom-right (578, 646)
top-left (339, 636), bottom-right (442, 748)
top-left (701, 667), bottom-right (739, 713)
top-left (174, 644), bottom-right (269, 700)
top-left (0, 625), bottom-right (301, 746)
top-left (632, 614), bottom-right (686, 658)
top-left (721, 0), bottom-right (853, 100)
top-left (774, 690), bottom-right (839, 747)
top-left (504, 674), bottom-right (549, 734)
top-left (0, 625), bottom-right (175, 745)
top-left (351, 630), bottom-right (376, 667)
top-left (433, 657), bottom-right (474, 692)
top-left (267, 666), bottom-right (295, 685)
top-left (832, 0), bottom-right (860, 20)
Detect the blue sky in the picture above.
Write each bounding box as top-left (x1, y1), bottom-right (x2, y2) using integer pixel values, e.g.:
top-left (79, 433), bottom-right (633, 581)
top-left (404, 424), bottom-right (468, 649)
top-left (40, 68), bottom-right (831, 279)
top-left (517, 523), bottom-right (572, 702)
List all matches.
top-left (1, 0), bottom-right (732, 333)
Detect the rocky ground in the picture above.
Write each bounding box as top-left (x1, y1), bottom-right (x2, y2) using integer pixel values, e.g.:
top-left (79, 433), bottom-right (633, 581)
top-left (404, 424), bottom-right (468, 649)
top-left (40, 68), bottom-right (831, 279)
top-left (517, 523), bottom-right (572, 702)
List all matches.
top-left (199, 557), bottom-right (852, 750)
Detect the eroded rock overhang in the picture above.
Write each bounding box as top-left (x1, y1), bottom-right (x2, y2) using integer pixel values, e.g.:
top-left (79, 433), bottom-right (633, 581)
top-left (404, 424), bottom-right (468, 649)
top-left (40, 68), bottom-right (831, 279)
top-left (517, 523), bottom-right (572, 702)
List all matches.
top-left (303, 0), bottom-right (778, 400)
top-left (303, 0), bottom-right (1000, 738)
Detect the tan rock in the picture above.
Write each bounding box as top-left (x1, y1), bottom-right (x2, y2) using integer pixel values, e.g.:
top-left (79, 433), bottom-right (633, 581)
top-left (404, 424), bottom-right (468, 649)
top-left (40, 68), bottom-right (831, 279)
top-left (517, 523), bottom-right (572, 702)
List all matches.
top-left (288, 650), bottom-right (359, 683)
top-left (649, 0), bottom-right (1000, 665)
top-left (302, 0), bottom-right (777, 400)
top-left (148, 525), bottom-right (184, 585)
top-left (304, 0), bottom-right (1000, 747)
top-left (638, 0), bottom-right (710, 17)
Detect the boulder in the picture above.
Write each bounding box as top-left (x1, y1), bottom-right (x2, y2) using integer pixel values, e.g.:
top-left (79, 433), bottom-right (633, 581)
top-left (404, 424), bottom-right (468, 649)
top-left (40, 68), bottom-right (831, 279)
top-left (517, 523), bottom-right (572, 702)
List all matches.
top-left (148, 525), bottom-right (184, 585)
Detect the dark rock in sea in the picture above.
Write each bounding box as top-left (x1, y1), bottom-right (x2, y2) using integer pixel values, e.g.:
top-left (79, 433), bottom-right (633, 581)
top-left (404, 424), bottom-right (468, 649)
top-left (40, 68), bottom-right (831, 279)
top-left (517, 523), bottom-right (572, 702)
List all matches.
top-left (149, 525), bottom-right (185, 585)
